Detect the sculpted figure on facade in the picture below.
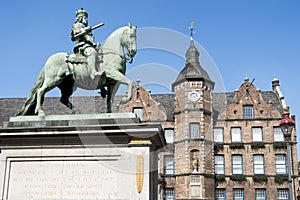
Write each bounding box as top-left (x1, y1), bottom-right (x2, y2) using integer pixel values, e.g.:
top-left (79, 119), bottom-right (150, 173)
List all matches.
top-left (192, 154), bottom-right (199, 173)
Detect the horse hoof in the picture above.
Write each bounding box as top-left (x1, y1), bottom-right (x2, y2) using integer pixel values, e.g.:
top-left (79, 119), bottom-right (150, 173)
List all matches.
top-left (71, 109), bottom-right (80, 114)
top-left (38, 110), bottom-right (46, 117)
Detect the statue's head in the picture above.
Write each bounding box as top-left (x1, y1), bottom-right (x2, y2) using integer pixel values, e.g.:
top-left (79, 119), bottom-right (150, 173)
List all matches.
top-left (75, 8), bottom-right (88, 25)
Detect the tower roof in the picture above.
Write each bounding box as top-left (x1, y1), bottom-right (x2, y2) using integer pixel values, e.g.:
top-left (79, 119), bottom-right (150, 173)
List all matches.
top-left (172, 39), bottom-right (214, 90)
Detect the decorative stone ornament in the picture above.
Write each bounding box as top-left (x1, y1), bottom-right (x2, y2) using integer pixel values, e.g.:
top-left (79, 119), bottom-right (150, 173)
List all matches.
top-left (188, 90), bottom-right (200, 102)
top-left (136, 155), bottom-right (144, 193)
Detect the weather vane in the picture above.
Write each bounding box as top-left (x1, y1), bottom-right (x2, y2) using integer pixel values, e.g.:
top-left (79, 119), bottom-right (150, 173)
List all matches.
top-left (189, 21), bottom-right (195, 39)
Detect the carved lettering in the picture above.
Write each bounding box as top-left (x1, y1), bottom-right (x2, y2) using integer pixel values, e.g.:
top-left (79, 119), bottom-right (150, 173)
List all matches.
top-left (8, 161), bottom-right (117, 199)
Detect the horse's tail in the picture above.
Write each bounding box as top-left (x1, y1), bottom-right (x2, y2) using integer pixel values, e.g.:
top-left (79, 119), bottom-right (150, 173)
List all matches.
top-left (16, 69), bottom-right (45, 116)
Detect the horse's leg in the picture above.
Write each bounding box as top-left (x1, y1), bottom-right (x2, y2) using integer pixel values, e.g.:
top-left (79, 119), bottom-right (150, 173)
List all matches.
top-left (106, 82), bottom-right (120, 113)
top-left (107, 71), bottom-right (133, 104)
top-left (35, 76), bottom-right (64, 116)
top-left (106, 86), bottom-right (113, 113)
top-left (57, 75), bottom-right (79, 114)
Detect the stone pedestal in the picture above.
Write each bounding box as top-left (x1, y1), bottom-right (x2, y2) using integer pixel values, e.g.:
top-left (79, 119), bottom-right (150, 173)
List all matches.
top-left (0, 113), bottom-right (166, 200)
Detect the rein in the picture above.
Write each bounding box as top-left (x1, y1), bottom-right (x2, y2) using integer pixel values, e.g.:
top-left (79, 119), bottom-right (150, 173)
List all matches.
top-left (100, 47), bottom-right (133, 63)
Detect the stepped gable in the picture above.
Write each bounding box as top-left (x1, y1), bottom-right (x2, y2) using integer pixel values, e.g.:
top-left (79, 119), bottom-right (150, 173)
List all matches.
top-left (212, 91), bottom-right (283, 122)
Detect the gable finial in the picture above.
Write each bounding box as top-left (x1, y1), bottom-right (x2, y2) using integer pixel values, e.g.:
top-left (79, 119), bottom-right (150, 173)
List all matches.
top-left (189, 21), bottom-right (195, 40)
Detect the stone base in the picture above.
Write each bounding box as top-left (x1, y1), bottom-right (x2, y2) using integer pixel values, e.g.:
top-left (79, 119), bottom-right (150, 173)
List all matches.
top-left (4, 113), bottom-right (139, 128)
top-left (2, 147), bottom-right (150, 199)
top-left (0, 113), bottom-right (165, 200)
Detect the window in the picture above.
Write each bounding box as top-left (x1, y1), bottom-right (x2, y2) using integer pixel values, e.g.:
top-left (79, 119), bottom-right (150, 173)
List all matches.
top-left (215, 188), bottom-right (226, 200)
top-left (232, 155), bottom-right (243, 174)
top-left (255, 189), bottom-right (266, 200)
top-left (215, 155), bottom-right (225, 174)
top-left (165, 188), bottom-right (174, 200)
top-left (231, 128), bottom-right (242, 142)
top-left (133, 108), bottom-right (143, 120)
top-left (275, 155), bottom-right (286, 174)
top-left (164, 155), bottom-right (174, 175)
top-left (274, 127), bottom-right (284, 142)
top-left (233, 189), bottom-right (244, 200)
top-left (278, 189), bottom-right (288, 200)
top-left (214, 128), bottom-right (224, 143)
top-left (254, 155), bottom-right (264, 174)
top-left (164, 129), bottom-right (174, 144)
top-left (190, 123), bottom-right (200, 139)
top-left (243, 105), bottom-right (253, 119)
top-left (252, 127), bottom-right (263, 142)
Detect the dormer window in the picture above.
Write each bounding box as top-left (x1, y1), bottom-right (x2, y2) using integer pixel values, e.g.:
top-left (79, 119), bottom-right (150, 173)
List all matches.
top-left (243, 105), bottom-right (253, 119)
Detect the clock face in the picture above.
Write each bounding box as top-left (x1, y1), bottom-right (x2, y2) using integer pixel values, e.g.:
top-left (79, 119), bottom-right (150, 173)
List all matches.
top-left (188, 91), bottom-right (200, 102)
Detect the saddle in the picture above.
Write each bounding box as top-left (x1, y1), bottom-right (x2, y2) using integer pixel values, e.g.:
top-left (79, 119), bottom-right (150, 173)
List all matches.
top-left (65, 53), bottom-right (88, 64)
top-left (65, 46), bottom-right (103, 65)
top-left (65, 51), bottom-right (107, 97)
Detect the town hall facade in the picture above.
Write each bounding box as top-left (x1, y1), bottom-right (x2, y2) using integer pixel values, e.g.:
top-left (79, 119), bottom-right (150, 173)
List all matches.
top-left (118, 37), bottom-right (299, 199)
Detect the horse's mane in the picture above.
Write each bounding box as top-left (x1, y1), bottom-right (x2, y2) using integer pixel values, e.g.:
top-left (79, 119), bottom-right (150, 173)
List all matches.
top-left (102, 26), bottom-right (128, 47)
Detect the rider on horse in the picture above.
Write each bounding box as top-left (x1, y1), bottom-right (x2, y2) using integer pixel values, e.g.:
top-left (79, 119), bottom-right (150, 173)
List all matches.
top-left (71, 8), bottom-right (103, 79)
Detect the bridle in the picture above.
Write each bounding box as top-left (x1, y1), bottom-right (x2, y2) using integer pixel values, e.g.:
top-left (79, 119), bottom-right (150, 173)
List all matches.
top-left (122, 27), bottom-right (136, 63)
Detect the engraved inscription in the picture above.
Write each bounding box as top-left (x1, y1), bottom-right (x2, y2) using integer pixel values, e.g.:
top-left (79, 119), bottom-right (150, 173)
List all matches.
top-left (8, 161), bottom-right (117, 199)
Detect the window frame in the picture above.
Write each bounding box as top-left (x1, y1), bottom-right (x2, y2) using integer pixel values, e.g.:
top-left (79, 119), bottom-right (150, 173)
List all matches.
top-left (243, 105), bottom-right (254, 119)
top-left (164, 188), bottom-right (174, 200)
top-left (275, 154), bottom-right (287, 174)
top-left (255, 188), bottom-right (266, 200)
top-left (231, 127), bottom-right (242, 143)
top-left (215, 155), bottom-right (225, 175)
top-left (277, 189), bottom-right (288, 200)
top-left (214, 128), bottom-right (224, 143)
top-left (164, 128), bottom-right (174, 144)
top-left (164, 155), bottom-right (174, 175)
top-left (232, 155), bottom-right (243, 175)
top-left (189, 122), bottom-right (200, 139)
top-left (274, 126), bottom-right (284, 142)
top-left (233, 188), bottom-right (244, 200)
top-left (253, 155), bottom-right (264, 174)
top-left (252, 127), bottom-right (263, 142)
top-left (215, 188), bottom-right (226, 200)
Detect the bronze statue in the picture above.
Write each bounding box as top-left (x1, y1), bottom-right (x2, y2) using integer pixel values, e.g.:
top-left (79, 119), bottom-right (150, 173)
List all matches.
top-left (17, 9), bottom-right (137, 116)
top-left (71, 8), bottom-right (103, 79)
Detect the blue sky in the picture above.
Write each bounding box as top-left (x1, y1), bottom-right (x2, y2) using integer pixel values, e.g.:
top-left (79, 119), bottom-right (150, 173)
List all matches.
top-left (1, 1), bottom-right (300, 157)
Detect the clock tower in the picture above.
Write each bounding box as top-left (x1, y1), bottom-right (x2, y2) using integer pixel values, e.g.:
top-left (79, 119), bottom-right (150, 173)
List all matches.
top-left (171, 27), bottom-right (215, 199)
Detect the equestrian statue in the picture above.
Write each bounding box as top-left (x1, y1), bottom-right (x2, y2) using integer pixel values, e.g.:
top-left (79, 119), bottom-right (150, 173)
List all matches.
top-left (17, 8), bottom-right (137, 116)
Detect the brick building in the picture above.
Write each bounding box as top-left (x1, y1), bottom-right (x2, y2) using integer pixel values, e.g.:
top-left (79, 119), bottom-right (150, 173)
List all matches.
top-left (0, 37), bottom-right (298, 199)
top-left (118, 37), bottom-right (299, 199)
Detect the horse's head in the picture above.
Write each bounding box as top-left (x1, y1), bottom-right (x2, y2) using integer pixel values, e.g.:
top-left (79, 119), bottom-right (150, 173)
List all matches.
top-left (122, 23), bottom-right (137, 59)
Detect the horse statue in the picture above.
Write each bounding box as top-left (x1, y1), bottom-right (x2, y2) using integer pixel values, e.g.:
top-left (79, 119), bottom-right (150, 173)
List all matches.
top-left (17, 24), bottom-right (137, 116)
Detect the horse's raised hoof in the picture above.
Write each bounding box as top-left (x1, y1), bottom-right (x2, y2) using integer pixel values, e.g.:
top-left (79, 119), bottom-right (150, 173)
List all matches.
top-left (120, 97), bottom-right (130, 104)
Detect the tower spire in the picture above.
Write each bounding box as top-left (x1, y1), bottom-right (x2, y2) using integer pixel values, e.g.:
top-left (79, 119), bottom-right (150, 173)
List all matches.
top-left (172, 22), bottom-right (215, 91)
top-left (189, 21), bottom-right (195, 40)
